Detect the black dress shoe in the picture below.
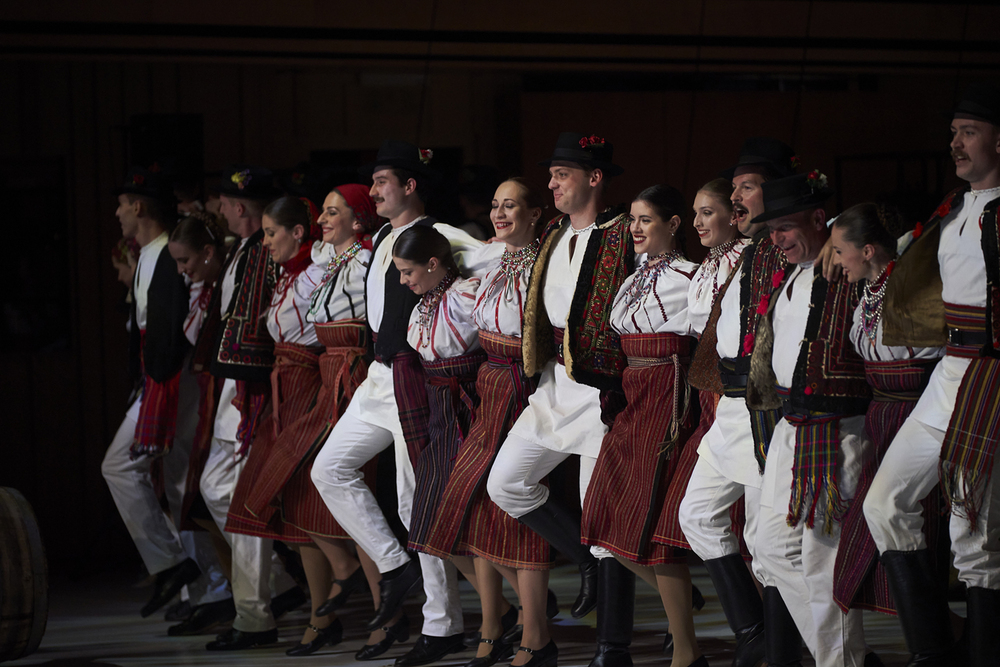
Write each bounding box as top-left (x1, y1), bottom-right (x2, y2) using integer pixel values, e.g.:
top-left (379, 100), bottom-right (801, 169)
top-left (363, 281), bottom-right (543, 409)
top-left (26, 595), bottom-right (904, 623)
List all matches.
top-left (394, 633), bottom-right (466, 667)
top-left (368, 560), bottom-right (423, 632)
top-left (141, 558), bottom-right (202, 618)
top-left (286, 619), bottom-right (343, 656)
top-left (514, 641), bottom-right (558, 667)
top-left (205, 627), bottom-right (278, 650)
top-left (164, 599), bottom-right (192, 622)
top-left (316, 566), bottom-right (367, 616)
top-left (270, 586), bottom-right (307, 619)
top-left (168, 598), bottom-right (237, 636)
top-left (661, 632), bottom-right (673, 657)
top-left (356, 614), bottom-right (411, 661)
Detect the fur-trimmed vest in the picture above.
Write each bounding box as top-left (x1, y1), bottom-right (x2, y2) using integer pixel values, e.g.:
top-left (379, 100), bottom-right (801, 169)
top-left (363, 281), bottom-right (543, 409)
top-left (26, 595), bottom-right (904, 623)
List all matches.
top-left (749, 268), bottom-right (871, 415)
top-left (208, 229), bottom-right (277, 382)
top-left (522, 206), bottom-right (633, 392)
top-left (735, 230), bottom-right (786, 374)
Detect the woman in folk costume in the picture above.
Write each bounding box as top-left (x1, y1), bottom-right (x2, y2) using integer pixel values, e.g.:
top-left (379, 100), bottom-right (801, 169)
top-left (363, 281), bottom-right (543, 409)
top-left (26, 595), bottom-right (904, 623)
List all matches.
top-left (828, 204), bottom-right (948, 618)
top-left (419, 178), bottom-right (554, 667)
top-left (580, 184), bottom-right (706, 667)
top-left (223, 195), bottom-right (381, 656)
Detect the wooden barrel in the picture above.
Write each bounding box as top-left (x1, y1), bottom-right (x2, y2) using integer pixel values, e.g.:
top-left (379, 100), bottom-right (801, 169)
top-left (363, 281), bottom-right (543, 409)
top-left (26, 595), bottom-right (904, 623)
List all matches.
top-left (0, 487), bottom-right (48, 663)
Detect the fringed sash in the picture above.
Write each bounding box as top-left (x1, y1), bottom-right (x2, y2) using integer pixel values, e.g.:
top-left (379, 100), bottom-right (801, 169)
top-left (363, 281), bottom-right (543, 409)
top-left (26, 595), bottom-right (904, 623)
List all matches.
top-left (131, 329), bottom-right (181, 459)
top-left (422, 352), bottom-right (487, 441)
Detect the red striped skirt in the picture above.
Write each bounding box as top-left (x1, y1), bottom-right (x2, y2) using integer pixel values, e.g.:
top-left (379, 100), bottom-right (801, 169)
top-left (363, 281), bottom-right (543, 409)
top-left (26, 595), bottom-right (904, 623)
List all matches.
top-left (418, 331), bottom-right (551, 569)
top-left (407, 351), bottom-right (486, 551)
top-left (834, 357), bottom-right (944, 614)
top-left (582, 333), bottom-right (696, 565)
top-left (226, 325), bottom-right (370, 543)
top-left (179, 372), bottom-right (220, 531)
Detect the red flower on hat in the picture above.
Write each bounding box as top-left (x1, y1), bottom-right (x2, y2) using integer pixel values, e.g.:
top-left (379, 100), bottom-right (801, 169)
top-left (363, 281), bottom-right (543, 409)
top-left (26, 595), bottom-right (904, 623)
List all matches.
top-left (131, 174), bottom-right (145, 186)
top-left (912, 222), bottom-right (924, 239)
top-left (579, 135), bottom-right (606, 149)
top-left (806, 169), bottom-right (828, 192)
top-left (148, 162), bottom-right (161, 173)
top-left (790, 155), bottom-right (801, 170)
top-left (419, 149), bottom-right (433, 165)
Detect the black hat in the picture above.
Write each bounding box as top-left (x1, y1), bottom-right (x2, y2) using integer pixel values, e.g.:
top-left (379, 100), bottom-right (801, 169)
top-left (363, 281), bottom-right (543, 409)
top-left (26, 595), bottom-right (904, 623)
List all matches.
top-left (752, 170), bottom-right (835, 224)
top-left (278, 161), bottom-right (338, 209)
top-left (116, 165), bottom-right (173, 202)
top-left (360, 140), bottom-right (441, 183)
top-left (950, 82), bottom-right (1000, 126)
top-left (217, 164), bottom-right (281, 200)
top-left (722, 137), bottom-right (799, 180)
top-left (538, 132), bottom-right (624, 177)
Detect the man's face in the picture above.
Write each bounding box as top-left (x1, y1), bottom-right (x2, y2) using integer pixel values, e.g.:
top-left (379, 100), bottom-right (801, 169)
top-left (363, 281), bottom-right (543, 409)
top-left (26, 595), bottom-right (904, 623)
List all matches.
top-left (548, 162), bottom-right (593, 215)
top-left (218, 195), bottom-right (240, 232)
top-left (731, 171), bottom-right (767, 236)
top-left (767, 208), bottom-right (828, 265)
top-left (116, 194), bottom-right (139, 239)
top-left (950, 117), bottom-right (1000, 188)
top-left (370, 168), bottom-right (410, 220)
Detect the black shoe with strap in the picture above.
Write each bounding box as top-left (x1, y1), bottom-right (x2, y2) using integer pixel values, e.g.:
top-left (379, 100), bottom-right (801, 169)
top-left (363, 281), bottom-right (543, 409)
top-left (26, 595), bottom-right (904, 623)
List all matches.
top-left (286, 618), bottom-right (343, 656)
top-left (464, 604), bottom-right (520, 667)
top-left (316, 566), bottom-right (366, 616)
top-left (368, 560), bottom-right (423, 632)
top-left (515, 641), bottom-right (558, 667)
top-left (356, 614), bottom-right (411, 661)
top-left (205, 627), bottom-right (278, 651)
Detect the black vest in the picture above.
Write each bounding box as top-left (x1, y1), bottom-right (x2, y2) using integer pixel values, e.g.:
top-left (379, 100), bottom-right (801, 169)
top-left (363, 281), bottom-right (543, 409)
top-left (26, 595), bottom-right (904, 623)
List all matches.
top-left (367, 217), bottom-right (437, 361)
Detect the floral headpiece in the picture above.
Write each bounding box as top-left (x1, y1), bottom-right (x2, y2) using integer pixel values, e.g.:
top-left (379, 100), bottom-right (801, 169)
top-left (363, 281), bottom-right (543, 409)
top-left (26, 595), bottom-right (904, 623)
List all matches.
top-left (579, 135), bottom-right (606, 150)
top-left (806, 170), bottom-right (828, 193)
top-left (790, 155), bottom-right (801, 170)
top-left (419, 149), bottom-right (433, 165)
top-left (231, 169), bottom-right (251, 190)
top-left (130, 173), bottom-right (145, 186)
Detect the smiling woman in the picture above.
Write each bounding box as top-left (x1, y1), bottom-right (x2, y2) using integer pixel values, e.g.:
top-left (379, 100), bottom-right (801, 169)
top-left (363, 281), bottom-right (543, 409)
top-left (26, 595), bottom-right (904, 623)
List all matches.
top-left (261, 196), bottom-right (310, 264)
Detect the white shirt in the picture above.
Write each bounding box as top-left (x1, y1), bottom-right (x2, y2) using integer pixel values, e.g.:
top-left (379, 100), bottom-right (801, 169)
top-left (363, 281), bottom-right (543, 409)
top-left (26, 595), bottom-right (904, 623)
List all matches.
top-left (366, 218), bottom-right (501, 333)
top-left (134, 232), bottom-right (169, 330)
top-left (543, 226), bottom-right (592, 329)
top-left (716, 263), bottom-right (743, 360)
top-left (266, 261), bottom-right (326, 345)
top-left (473, 252), bottom-right (532, 337)
top-left (184, 280), bottom-right (208, 347)
top-left (220, 237), bottom-right (251, 316)
top-left (939, 187), bottom-right (996, 307)
top-left (772, 262), bottom-right (815, 387)
top-left (306, 241), bottom-right (370, 325)
top-left (610, 255), bottom-right (699, 336)
top-left (687, 239), bottom-right (749, 336)
top-left (407, 277), bottom-right (482, 361)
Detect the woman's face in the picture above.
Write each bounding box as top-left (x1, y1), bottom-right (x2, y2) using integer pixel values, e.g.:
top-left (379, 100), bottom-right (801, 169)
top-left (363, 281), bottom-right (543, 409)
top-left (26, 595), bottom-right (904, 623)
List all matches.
top-left (168, 241), bottom-right (215, 283)
top-left (629, 199), bottom-right (677, 256)
top-left (393, 256), bottom-right (445, 295)
top-left (490, 181), bottom-right (540, 248)
top-left (318, 190), bottom-right (358, 247)
top-left (112, 254), bottom-right (136, 288)
top-left (830, 225), bottom-right (872, 284)
top-left (692, 191), bottom-right (736, 249)
top-left (261, 214), bottom-right (302, 264)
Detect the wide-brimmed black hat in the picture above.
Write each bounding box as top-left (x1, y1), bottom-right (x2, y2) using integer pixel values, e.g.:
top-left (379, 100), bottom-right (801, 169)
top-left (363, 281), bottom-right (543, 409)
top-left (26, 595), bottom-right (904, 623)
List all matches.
top-left (361, 140), bottom-right (441, 183)
top-left (752, 170), bottom-right (835, 224)
top-left (722, 137), bottom-right (798, 180)
top-left (949, 82), bottom-right (1000, 126)
top-left (116, 165), bottom-right (173, 202)
top-left (538, 131), bottom-right (624, 177)
top-left (216, 164), bottom-right (281, 200)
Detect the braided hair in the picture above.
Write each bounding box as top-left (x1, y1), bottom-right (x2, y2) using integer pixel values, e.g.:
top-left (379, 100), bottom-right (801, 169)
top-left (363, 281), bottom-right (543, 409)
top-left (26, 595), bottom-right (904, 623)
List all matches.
top-left (170, 210), bottom-right (228, 254)
top-left (832, 202), bottom-right (903, 256)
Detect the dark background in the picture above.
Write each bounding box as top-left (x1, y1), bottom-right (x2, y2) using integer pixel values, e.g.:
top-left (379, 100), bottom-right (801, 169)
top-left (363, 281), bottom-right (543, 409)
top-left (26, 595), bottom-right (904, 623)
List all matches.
top-left (1, 1), bottom-right (998, 575)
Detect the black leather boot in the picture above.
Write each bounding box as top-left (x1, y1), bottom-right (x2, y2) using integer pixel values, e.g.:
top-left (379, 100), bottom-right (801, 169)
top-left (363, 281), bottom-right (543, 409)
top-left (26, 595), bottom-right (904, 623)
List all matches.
top-left (763, 587), bottom-right (802, 667)
top-left (966, 586), bottom-right (1000, 667)
top-left (702, 554), bottom-right (764, 667)
top-left (880, 550), bottom-right (953, 665)
top-left (518, 498), bottom-right (599, 618)
top-left (587, 558), bottom-right (635, 667)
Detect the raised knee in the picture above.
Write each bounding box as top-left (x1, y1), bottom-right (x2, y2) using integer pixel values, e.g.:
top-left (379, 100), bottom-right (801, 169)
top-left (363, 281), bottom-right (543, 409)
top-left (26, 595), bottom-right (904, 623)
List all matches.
top-left (486, 470), bottom-right (515, 515)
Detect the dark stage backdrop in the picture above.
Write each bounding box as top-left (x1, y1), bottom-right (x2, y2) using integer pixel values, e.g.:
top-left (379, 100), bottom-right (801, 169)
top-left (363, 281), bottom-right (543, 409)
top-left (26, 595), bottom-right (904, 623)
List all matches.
top-left (0, 0), bottom-right (998, 573)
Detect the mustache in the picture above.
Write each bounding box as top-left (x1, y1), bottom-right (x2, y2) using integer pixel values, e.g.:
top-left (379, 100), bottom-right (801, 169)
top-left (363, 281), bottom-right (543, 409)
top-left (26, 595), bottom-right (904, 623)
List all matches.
top-left (952, 151), bottom-right (969, 161)
top-left (732, 203), bottom-right (748, 214)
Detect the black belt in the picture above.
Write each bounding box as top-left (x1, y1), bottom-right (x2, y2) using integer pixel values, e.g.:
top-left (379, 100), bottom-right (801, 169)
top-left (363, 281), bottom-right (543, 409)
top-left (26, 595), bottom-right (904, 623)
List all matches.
top-left (718, 358), bottom-right (748, 390)
top-left (948, 328), bottom-right (988, 347)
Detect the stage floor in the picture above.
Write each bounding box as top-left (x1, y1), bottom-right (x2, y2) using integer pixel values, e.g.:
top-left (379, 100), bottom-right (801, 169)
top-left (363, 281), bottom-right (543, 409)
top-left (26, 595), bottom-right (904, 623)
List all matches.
top-left (8, 563), bottom-right (924, 667)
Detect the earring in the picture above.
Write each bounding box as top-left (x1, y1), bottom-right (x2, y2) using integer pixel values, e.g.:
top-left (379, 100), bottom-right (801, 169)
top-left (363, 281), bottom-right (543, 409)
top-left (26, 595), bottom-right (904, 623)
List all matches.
top-left (427, 268), bottom-right (433, 273)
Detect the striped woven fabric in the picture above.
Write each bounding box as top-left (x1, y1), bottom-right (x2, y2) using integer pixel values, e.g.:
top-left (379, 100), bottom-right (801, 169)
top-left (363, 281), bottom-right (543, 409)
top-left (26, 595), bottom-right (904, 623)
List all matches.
top-left (408, 351), bottom-right (487, 551)
top-left (227, 339), bottom-right (363, 543)
top-left (940, 356), bottom-right (1000, 528)
top-left (419, 331), bottom-right (551, 568)
top-left (131, 331), bottom-right (181, 458)
top-left (179, 372), bottom-right (219, 531)
top-left (833, 358), bottom-right (944, 614)
top-left (944, 302), bottom-right (987, 359)
top-left (233, 379), bottom-right (269, 457)
top-left (582, 333), bottom-right (695, 565)
top-left (392, 349), bottom-right (432, 468)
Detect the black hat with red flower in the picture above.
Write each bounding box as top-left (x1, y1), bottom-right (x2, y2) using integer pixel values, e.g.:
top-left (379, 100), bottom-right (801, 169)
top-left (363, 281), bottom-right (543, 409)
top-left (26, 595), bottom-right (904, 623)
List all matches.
top-left (116, 165), bottom-right (173, 201)
top-left (722, 137), bottom-right (799, 181)
top-left (752, 170), bottom-right (834, 224)
top-left (360, 140), bottom-right (441, 184)
top-left (538, 132), bottom-right (624, 177)
top-left (950, 82), bottom-right (1000, 126)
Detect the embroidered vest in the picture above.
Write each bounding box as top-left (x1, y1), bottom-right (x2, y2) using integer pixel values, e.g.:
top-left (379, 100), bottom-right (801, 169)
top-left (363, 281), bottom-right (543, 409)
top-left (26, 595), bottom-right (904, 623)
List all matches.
top-left (735, 230), bottom-right (786, 374)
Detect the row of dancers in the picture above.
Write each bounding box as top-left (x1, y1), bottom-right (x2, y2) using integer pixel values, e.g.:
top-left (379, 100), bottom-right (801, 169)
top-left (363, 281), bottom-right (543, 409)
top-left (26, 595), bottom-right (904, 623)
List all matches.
top-left (103, 81), bottom-right (1000, 667)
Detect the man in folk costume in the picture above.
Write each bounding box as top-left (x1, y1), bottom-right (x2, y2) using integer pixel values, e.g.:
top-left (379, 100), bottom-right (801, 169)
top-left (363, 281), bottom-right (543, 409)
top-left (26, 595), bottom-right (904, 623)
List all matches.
top-left (199, 165), bottom-right (303, 650)
top-left (487, 132), bottom-right (636, 667)
top-left (678, 138), bottom-right (800, 667)
top-left (102, 166), bottom-right (208, 618)
top-left (747, 172), bottom-right (875, 667)
top-left (864, 83), bottom-right (1000, 667)
top-left (311, 141), bottom-right (498, 667)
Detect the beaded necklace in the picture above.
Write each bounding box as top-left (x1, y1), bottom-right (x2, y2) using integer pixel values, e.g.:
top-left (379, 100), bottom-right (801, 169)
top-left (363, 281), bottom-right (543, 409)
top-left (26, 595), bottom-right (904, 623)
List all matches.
top-left (695, 238), bottom-right (742, 302)
top-left (307, 240), bottom-right (364, 320)
top-left (499, 240), bottom-right (540, 278)
top-left (860, 261), bottom-right (894, 343)
top-left (619, 250), bottom-right (684, 322)
top-left (415, 270), bottom-right (458, 347)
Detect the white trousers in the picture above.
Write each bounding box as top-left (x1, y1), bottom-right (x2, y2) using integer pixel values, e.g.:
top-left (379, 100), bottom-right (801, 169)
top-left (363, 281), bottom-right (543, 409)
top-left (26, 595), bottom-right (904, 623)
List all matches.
top-left (754, 417), bottom-right (870, 667)
top-left (311, 370), bottom-right (463, 638)
top-left (678, 455), bottom-right (766, 583)
top-left (864, 416), bottom-right (1000, 590)
top-left (201, 435), bottom-right (296, 632)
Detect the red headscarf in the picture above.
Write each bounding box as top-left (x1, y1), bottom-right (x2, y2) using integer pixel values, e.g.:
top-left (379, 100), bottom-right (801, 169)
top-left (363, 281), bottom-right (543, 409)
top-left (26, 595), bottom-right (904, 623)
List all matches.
top-left (335, 183), bottom-right (383, 235)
